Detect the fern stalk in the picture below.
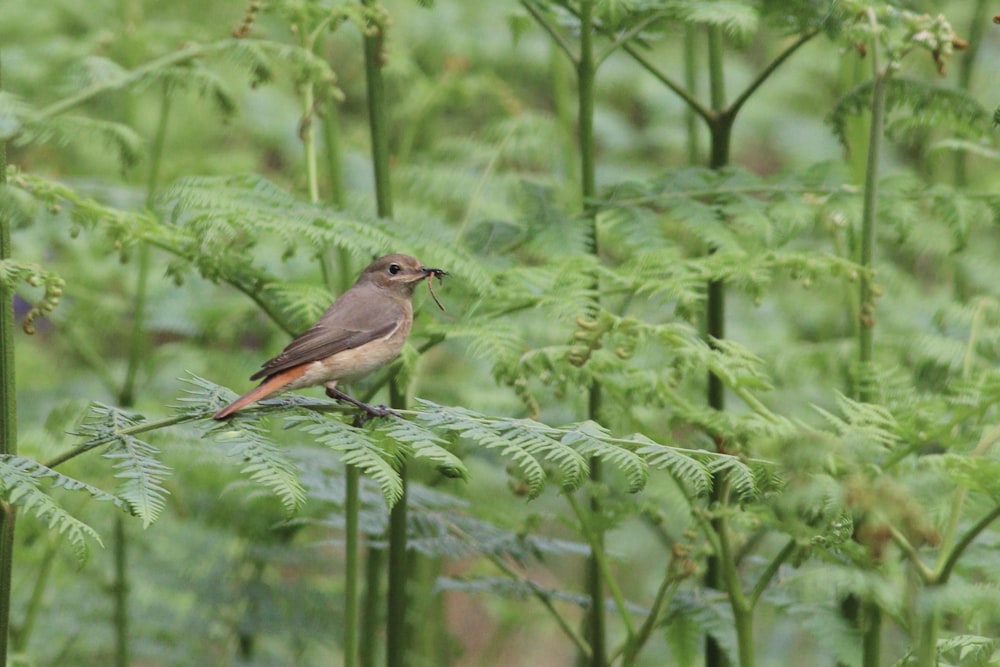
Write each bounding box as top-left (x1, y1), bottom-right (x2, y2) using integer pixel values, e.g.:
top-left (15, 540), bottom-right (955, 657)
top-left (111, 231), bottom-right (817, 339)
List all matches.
top-left (704, 24), bottom-right (732, 667)
top-left (359, 547), bottom-right (384, 667)
top-left (359, 6), bottom-right (410, 667)
top-left (111, 81), bottom-right (171, 667)
top-left (485, 551), bottom-right (591, 658)
top-left (10, 537), bottom-right (57, 654)
top-left (0, 54), bottom-right (17, 667)
top-left (953, 0), bottom-right (987, 187)
top-left (112, 516), bottom-right (130, 667)
top-left (341, 461), bottom-right (361, 667)
top-left (855, 12), bottom-right (891, 664)
top-left (683, 26), bottom-right (701, 164)
top-left (576, 2), bottom-right (609, 664)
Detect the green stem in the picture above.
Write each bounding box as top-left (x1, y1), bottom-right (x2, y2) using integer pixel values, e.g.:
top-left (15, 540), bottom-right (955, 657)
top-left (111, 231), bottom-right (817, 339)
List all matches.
top-left (0, 54), bottom-right (16, 667)
top-left (726, 30), bottom-right (818, 120)
top-left (32, 42), bottom-right (210, 123)
top-left (486, 553), bottom-right (592, 659)
top-left (576, 3), bottom-right (608, 664)
top-left (362, 7), bottom-right (393, 221)
top-left (565, 493), bottom-right (635, 638)
top-left (577, 0), bottom-right (596, 213)
top-left (112, 516), bottom-right (129, 667)
top-left (298, 29), bottom-right (321, 205)
top-left (360, 7), bottom-right (406, 666)
top-left (704, 24), bottom-right (731, 667)
top-left (953, 0), bottom-right (988, 187)
top-left (748, 539), bottom-right (795, 609)
top-left (10, 537), bottom-right (57, 653)
top-left (683, 26), bottom-right (701, 164)
top-left (43, 413), bottom-right (200, 470)
top-left (857, 66), bottom-right (889, 396)
top-left (937, 502), bottom-right (1000, 584)
top-left (519, 0), bottom-right (577, 63)
top-left (715, 501), bottom-right (753, 667)
top-left (343, 465), bottom-right (360, 667)
top-left (550, 41), bottom-right (577, 185)
top-left (359, 546), bottom-right (384, 667)
top-left (0, 504), bottom-right (12, 667)
top-left (618, 557), bottom-right (685, 665)
top-left (618, 40), bottom-right (713, 123)
top-left (122, 84), bottom-right (171, 408)
top-left (855, 15), bottom-right (890, 666)
top-left (385, 467), bottom-right (407, 667)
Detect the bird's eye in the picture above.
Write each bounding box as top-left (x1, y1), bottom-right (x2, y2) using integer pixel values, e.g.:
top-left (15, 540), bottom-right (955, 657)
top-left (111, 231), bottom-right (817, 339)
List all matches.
top-left (388, 263), bottom-right (401, 275)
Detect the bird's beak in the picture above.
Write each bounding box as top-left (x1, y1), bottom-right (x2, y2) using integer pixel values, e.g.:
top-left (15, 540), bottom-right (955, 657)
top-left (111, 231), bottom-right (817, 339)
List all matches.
top-left (420, 267), bottom-right (447, 280)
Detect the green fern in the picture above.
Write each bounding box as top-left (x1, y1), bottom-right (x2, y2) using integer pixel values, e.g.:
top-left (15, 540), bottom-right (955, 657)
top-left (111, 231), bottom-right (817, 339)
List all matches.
top-left (0, 455), bottom-right (125, 559)
top-left (206, 413), bottom-right (307, 513)
top-left (76, 403), bottom-right (171, 527)
top-left (374, 418), bottom-right (468, 481)
top-left (0, 258), bottom-right (65, 334)
top-left (285, 412), bottom-right (404, 507)
top-left (829, 78), bottom-right (993, 149)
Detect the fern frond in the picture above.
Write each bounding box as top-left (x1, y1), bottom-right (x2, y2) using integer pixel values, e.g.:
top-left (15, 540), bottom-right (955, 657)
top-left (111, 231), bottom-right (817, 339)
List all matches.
top-left (666, 0), bottom-right (759, 44)
top-left (286, 413), bottom-right (403, 507)
top-left (560, 421), bottom-right (647, 493)
top-left (376, 418), bottom-right (468, 481)
top-left (76, 403), bottom-right (171, 527)
top-left (416, 402), bottom-right (581, 497)
top-left (813, 392), bottom-right (901, 451)
top-left (829, 78), bottom-right (993, 149)
top-left (260, 282), bottom-right (334, 334)
top-left (0, 456), bottom-right (123, 559)
top-left (664, 594), bottom-right (738, 666)
top-left (634, 436), bottom-right (713, 498)
top-left (206, 416), bottom-right (306, 512)
top-left (0, 259), bottom-right (65, 334)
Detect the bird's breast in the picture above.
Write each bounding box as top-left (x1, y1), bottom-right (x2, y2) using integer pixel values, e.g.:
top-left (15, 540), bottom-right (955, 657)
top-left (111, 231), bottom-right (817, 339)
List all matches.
top-left (283, 313), bottom-right (412, 391)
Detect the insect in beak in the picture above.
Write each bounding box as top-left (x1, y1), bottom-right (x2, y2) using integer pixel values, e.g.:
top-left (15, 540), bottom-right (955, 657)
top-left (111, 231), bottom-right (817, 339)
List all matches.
top-left (422, 268), bottom-right (448, 311)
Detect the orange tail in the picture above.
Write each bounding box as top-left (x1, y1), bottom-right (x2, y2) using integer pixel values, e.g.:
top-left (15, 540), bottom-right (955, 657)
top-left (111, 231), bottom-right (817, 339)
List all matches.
top-left (212, 365), bottom-right (308, 420)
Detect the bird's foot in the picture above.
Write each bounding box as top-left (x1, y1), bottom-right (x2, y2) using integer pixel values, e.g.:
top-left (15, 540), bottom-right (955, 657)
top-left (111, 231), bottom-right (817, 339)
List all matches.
top-left (325, 386), bottom-right (400, 421)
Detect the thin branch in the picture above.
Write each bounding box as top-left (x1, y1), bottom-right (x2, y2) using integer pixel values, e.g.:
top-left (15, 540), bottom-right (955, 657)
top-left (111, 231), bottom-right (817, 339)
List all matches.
top-left (748, 539), bottom-right (795, 608)
top-left (520, 0), bottom-right (578, 64)
top-left (565, 492), bottom-right (637, 638)
top-left (486, 553), bottom-right (592, 660)
top-left (32, 43), bottom-right (208, 123)
top-left (889, 526), bottom-right (933, 583)
top-left (42, 413), bottom-right (201, 470)
top-left (627, 43), bottom-right (714, 123)
top-left (727, 30), bottom-right (819, 119)
top-left (595, 13), bottom-right (666, 66)
top-left (937, 502), bottom-right (1000, 584)
top-left (615, 555), bottom-right (686, 663)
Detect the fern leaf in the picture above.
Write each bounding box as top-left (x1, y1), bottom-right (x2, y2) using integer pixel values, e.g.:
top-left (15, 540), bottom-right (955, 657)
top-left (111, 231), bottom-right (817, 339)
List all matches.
top-left (635, 437), bottom-right (713, 498)
top-left (829, 78), bottom-right (992, 148)
top-left (376, 418), bottom-right (468, 481)
top-left (76, 403), bottom-right (171, 527)
top-left (416, 402), bottom-right (568, 497)
top-left (560, 421), bottom-right (647, 493)
top-left (286, 413), bottom-right (403, 507)
top-left (0, 456), bottom-right (123, 559)
top-left (207, 416), bottom-right (306, 512)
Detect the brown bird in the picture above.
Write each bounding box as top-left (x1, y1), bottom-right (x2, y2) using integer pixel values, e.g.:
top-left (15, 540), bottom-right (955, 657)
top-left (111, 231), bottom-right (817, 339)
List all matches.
top-left (213, 253), bottom-right (445, 420)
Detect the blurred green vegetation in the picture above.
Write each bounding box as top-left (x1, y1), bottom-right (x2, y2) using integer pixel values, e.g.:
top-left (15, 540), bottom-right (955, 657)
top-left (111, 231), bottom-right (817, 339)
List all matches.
top-left (3, 1), bottom-right (1000, 666)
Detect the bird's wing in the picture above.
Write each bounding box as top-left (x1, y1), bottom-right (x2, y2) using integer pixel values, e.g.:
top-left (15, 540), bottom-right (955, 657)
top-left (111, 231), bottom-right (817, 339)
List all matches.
top-left (250, 286), bottom-right (406, 381)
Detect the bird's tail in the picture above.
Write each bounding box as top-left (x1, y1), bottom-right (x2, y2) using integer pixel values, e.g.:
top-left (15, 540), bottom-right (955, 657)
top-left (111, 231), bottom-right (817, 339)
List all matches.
top-left (212, 366), bottom-right (307, 420)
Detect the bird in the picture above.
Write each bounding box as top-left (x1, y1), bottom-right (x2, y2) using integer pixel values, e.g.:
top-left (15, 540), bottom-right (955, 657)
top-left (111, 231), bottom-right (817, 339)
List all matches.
top-left (212, 253), bottom-right (445, 420)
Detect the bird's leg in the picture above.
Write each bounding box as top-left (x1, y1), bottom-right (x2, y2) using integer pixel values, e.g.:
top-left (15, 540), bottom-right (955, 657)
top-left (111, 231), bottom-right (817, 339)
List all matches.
top-left (324, 383), bottom-right (400, 419)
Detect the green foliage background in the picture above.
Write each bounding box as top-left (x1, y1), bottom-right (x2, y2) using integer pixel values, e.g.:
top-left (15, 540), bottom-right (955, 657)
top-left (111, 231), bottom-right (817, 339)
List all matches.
top-left (2, 0), bottom-right (1000, 666)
